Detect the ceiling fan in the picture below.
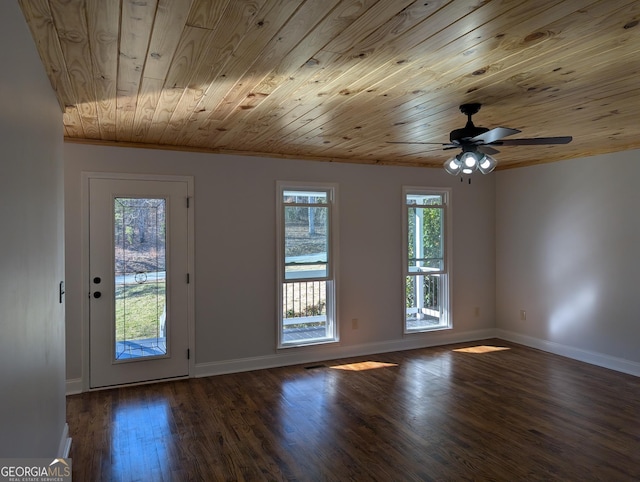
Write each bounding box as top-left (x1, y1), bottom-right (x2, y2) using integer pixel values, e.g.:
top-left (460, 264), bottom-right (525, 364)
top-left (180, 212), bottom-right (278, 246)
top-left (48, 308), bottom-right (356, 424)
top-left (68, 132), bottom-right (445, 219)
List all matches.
top-left (388, 103), bottom-right (572, 175)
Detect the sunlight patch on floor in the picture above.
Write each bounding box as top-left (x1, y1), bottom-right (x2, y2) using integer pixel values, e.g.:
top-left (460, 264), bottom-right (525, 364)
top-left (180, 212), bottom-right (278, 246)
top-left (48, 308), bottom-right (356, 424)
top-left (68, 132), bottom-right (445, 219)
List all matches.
top-left (330, 361), bottom-right (398, 371)
top-left (453, 345), bottom-right (511, 354)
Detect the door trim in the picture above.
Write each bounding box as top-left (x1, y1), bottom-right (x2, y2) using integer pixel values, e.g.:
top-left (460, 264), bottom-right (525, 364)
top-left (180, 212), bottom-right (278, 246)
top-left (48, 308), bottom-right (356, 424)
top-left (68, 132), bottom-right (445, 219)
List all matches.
top-left (81, 172), bottom-right (195, 391)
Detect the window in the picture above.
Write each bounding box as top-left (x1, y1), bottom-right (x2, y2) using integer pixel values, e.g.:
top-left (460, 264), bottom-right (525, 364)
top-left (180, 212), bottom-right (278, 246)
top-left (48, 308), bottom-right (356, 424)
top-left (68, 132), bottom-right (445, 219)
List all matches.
top-left (277, 182), bottom-right (338, 347)
top-left (403, 187), bottom-right (451, 333)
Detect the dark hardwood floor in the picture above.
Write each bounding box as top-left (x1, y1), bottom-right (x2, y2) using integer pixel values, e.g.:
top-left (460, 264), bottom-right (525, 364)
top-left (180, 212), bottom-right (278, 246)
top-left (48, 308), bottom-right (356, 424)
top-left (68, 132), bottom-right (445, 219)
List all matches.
top-left (67, 339), bottom-right (640, 481)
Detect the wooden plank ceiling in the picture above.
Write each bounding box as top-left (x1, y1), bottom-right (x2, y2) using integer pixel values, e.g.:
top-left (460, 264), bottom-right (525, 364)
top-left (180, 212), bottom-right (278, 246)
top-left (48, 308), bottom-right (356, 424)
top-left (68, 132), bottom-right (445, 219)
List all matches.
top-left (19, 0), bottom-right (640, 170)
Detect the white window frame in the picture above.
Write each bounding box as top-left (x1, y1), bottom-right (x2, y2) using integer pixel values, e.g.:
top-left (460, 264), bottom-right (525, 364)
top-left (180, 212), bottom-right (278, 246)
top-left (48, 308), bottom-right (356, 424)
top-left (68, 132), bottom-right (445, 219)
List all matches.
top-left (402, 186), bottom-right (452, 334)
top-left (276, 181), bottom-right (339, 348)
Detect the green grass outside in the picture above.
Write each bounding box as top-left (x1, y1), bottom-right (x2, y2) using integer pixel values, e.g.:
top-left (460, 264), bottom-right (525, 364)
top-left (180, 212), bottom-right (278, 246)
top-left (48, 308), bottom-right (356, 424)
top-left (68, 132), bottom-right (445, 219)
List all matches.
top-left (115, 282), bottom-right (166, 342)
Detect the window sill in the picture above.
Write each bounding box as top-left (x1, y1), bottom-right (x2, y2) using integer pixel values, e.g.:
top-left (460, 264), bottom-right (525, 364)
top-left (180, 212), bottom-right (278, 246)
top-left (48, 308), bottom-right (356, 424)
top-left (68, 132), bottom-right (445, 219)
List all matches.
top-left (277, 338), bottom-right (340, 351)
top-left (404, 325), bottom-right (452, 336)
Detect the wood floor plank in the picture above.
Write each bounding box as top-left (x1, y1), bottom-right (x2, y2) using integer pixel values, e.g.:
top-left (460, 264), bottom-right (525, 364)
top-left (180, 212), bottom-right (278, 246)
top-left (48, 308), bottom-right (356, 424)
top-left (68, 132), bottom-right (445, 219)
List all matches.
top-left (67, 340), bottom-right (640, 480)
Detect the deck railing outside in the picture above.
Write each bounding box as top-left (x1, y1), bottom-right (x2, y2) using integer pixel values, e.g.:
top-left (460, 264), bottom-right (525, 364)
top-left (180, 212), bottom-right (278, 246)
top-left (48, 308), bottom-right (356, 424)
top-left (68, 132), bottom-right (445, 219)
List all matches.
top-left (406, 273), bottom-right (442, 329)
top-left (282, 280), bottom-right (327, 342)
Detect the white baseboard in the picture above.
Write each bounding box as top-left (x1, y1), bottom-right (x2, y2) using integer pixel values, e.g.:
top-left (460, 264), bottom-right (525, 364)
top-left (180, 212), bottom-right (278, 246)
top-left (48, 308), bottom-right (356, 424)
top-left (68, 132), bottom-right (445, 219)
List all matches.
top-left (496, 329), bottom-right (640, 377)
top-left (57, 423), bottom-right (71, 458)
top-left (195, 329), bottom-right (496, 378)
top-left (66, 378), bottom-right (83, 395)
top-left (67, 329), bottom-right (639, 392)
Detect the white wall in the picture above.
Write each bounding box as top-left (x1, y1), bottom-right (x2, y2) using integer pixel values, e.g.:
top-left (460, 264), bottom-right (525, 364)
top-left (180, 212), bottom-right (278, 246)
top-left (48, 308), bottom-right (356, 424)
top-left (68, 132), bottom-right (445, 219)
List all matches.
top-left (0, 3), bottom-right (66, 456)
top-left (496, 150), bottom-right (640, 373)
top-left (64, 143), bottom-right (496, 384)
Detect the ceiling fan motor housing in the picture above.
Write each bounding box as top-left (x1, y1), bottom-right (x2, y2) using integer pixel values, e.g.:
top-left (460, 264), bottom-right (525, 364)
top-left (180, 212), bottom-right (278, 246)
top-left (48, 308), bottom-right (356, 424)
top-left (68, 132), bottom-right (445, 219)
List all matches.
top-left (449, 125), bottom-right (489, 144)
top-left (450, 103), bottom-right (488, 144)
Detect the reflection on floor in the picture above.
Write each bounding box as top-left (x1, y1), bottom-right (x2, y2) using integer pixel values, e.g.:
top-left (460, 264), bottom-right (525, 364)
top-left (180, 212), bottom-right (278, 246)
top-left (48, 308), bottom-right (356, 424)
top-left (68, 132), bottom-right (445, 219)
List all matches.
top-left (67, 339), bottom-right (640, 481)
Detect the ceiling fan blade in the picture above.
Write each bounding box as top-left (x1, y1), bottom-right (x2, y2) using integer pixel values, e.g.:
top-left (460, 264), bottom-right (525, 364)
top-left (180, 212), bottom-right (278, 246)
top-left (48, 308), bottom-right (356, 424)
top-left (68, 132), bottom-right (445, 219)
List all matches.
top-left (386, 141), bottom-right (446, 145)
top-left (471, 127), bottom-right (521, 144)
top-left (498, 136), bottom-right (573, 145)
top-left (477, 145), bottom-right (500, 155)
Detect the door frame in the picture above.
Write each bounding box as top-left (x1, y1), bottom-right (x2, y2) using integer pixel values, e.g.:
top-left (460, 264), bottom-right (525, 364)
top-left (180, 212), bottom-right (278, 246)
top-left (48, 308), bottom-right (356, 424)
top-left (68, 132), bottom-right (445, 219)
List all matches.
top-left (81, 172), bottom-right (195, 391)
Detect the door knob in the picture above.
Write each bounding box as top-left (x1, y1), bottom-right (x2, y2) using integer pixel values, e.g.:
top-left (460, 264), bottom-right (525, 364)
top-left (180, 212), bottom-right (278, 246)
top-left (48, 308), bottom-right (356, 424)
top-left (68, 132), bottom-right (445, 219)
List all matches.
top-left (93, 276), bottom-right (101, 284)
top-left (93, 291), bottom-right (102, 299)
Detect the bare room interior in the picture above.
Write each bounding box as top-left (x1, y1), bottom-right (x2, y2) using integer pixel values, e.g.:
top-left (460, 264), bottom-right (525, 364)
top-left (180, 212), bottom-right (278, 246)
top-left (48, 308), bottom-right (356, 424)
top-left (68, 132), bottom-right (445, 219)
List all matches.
top-left (1, 1), bottom-right (639, 480)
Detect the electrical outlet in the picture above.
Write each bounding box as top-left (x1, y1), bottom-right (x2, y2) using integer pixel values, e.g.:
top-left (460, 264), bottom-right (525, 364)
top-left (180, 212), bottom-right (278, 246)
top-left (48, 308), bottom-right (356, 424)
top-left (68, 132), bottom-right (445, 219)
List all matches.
top-left (520, 310), bottom-right (526, 321)
top-left (352, 318), bottom-right (359, 329)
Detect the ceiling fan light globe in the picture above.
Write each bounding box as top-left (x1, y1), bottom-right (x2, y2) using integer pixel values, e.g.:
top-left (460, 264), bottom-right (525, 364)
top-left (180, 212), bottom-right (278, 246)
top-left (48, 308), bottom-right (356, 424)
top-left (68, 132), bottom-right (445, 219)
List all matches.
top-left (462, 167), bottom-right (474, 175)
top-left (478, 154), bottom-right (497, 174)
top-left (461, 152), bottom-right (477, 168)
top-left (444, 155), bottom-right (462, 175)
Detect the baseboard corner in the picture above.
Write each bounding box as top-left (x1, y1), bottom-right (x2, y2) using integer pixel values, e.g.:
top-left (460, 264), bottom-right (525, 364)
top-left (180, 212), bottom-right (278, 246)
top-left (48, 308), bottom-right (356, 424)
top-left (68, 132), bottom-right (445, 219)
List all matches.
top-left (495, 329), bottom-right (640, 377)
top-left (66, 378), bottom-right (83, 395)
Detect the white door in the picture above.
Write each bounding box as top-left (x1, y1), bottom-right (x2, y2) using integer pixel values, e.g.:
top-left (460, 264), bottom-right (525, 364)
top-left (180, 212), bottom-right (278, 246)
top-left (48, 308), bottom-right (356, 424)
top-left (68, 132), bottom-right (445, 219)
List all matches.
top-left (89, 176), bottom-right (191, 388)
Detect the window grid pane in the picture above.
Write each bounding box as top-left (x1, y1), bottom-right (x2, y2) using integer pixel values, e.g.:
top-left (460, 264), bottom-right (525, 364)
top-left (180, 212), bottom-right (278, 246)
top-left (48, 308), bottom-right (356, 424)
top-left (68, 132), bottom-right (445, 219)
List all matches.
top-left (405, 274), bottom-right (443, 331)
top-left (283, 190), bottom-right (328, 204)
top-left (281, 280), bottom-right (330, 343)
top-left (284, 204), bottom-right (328, 280)
top-left (407, 206), bottom-right (444, 272)
top-left (406, 193), bottom-right (443, 206)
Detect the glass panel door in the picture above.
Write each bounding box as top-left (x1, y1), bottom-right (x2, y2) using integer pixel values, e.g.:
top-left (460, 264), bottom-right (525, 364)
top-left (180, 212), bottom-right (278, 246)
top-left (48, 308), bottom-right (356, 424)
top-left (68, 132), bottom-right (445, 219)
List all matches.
top-left (89, 177), bottom-right (192, 389)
